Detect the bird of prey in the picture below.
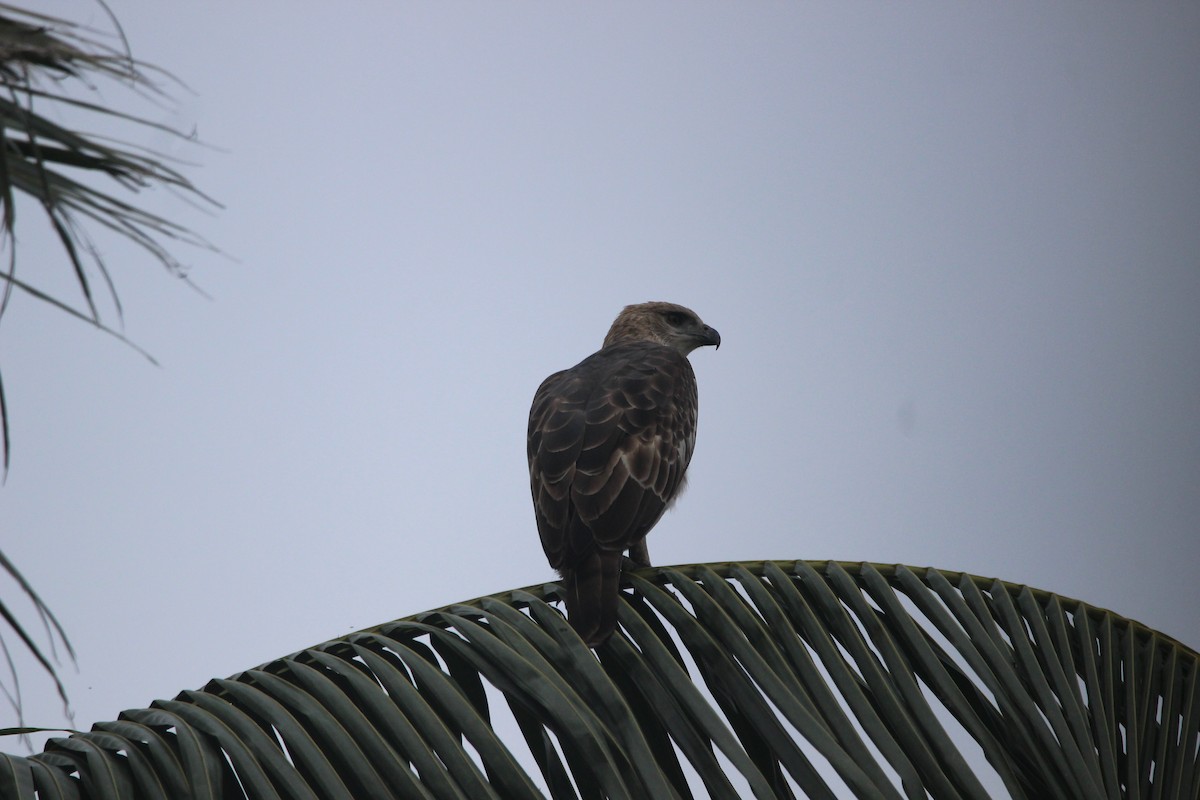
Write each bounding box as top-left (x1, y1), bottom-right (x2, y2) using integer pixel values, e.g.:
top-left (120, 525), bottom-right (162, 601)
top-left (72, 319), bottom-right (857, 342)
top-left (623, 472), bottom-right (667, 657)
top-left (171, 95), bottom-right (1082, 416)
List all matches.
top-left (527, 301), bottom-right (720, 647)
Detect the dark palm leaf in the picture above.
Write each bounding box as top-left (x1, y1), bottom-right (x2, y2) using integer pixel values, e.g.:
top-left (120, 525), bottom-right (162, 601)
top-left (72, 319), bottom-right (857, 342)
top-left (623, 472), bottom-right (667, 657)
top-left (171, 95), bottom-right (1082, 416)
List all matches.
top-left (0, 2), bottom-right (217, 473)
top-left (0, 2), bottom-right (216, 748)
top-left (0, 549), bottom-right (73, 741)
top-left (1, 560), bottom-right (1195, 799)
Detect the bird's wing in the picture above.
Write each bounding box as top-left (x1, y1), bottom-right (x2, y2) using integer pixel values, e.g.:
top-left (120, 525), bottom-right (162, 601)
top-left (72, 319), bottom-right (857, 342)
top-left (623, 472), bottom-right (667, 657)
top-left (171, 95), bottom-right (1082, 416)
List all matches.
top-left (528, 342), bottom-right (697, 570)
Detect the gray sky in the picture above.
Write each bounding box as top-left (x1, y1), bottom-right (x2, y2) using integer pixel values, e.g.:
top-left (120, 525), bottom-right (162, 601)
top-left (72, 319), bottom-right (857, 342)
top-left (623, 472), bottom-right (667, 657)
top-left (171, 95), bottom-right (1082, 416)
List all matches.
top-left (4, 0), bottom-right (1198, 758)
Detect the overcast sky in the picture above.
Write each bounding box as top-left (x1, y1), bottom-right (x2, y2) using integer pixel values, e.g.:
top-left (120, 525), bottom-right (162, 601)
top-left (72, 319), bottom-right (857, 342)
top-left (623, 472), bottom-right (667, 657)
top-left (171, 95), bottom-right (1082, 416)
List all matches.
top-left (4, 0), bottom-right (1198, 758)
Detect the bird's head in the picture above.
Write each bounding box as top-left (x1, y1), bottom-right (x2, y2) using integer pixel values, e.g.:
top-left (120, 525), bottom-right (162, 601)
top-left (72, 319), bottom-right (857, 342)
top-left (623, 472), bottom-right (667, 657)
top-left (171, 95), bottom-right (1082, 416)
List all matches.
top-left (602, 301), bottom-right (721, 355)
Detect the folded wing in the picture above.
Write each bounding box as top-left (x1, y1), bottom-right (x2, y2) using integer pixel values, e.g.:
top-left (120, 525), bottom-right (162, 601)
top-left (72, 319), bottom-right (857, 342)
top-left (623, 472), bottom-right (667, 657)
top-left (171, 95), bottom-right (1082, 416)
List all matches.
top-left (528, 341), bottom-right (698, 572)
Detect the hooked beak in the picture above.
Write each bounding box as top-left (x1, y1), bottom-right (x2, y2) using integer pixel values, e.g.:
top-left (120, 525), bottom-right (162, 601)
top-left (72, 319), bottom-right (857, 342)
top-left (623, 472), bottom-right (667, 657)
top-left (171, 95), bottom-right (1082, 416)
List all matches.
top-left (699, 324), bottom-right (721, 350)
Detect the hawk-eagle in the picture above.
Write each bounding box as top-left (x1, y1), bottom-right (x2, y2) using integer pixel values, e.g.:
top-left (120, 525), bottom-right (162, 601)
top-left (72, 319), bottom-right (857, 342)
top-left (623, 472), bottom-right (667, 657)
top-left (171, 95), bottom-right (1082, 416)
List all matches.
top-left (527, 301), bottom-right (720, 647)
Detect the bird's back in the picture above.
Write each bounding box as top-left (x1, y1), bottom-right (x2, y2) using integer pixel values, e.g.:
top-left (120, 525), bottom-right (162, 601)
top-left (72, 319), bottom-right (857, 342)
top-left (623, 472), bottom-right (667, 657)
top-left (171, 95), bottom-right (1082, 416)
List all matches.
top-left (527, 341), bottom-right (697, 571)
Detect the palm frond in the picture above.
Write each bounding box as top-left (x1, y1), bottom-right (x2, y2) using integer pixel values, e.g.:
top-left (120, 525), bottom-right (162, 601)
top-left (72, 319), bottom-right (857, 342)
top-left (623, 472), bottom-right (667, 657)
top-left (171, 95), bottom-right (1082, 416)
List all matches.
top-left (1, 560), bottom-right (1195, 799)
top-left (0, 2), bottom-right (217, 474)
top-left (0, 548), bottom-right (73, 747)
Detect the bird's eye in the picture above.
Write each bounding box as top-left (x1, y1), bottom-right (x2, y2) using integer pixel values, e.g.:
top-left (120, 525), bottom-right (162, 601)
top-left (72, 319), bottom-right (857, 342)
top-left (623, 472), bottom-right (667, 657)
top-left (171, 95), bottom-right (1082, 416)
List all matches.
top-left (665, 311), bottom-right (688, 326)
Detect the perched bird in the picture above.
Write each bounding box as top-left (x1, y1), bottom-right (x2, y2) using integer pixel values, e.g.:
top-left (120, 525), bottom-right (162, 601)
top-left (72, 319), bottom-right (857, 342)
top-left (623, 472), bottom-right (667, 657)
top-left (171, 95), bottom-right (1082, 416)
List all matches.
top-left (527, 301), bottom-right (720, 646)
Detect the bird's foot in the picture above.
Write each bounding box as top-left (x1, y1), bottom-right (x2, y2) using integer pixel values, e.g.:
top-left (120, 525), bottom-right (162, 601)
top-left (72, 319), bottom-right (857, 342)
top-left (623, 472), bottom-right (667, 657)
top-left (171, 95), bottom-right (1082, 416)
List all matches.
top-left (622, 555), bottom-right (652, 571)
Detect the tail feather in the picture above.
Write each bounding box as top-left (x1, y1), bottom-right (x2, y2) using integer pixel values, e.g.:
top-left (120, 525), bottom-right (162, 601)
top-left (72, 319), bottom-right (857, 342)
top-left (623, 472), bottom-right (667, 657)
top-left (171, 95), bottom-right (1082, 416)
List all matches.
top-left (562, 552), bottom-right (623, 647)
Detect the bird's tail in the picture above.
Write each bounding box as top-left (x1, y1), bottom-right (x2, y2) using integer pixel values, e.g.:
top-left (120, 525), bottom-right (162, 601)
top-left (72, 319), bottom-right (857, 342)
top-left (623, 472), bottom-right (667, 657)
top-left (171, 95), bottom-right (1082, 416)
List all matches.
top-left (562, 551), bottom-right (623, 648)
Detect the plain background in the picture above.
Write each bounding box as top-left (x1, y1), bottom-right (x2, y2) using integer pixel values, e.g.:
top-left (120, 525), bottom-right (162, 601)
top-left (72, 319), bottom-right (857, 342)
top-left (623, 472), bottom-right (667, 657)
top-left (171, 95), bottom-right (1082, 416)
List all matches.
top-left (3, 1), bottom-right (1198, 763)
